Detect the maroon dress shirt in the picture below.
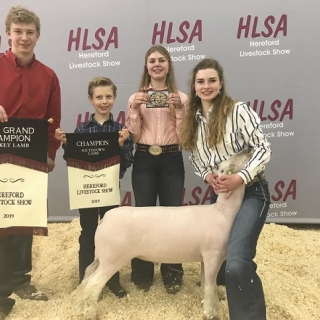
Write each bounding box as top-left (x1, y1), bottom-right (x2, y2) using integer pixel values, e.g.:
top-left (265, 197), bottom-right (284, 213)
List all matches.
top-left (0, 49), bottom-right (61, 159)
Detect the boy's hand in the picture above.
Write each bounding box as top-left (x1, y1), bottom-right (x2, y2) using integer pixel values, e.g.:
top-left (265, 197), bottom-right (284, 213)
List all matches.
top-left (118, 127), bottom-right (130, 147)
top-left (55, 127), bottom-right (67, 144)
top-left (47, 157), bottom-right (55, 172)
top-left (0, 105), bottom-right (8, 122)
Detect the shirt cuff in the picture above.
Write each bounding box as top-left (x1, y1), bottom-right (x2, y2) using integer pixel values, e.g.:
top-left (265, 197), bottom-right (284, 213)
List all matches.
top-left (238, 171), bottom-right (249, 185)
top-left (129, 107), bottom-right (139, 118)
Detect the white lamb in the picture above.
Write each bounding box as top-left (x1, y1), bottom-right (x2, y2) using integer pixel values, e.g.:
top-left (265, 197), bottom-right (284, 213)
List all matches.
top-left (74, 149), bottom-right (253, 319)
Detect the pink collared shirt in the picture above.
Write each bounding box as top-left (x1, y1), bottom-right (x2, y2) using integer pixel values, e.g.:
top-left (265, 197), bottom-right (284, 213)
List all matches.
top-left (126, 87), bottom-right (188, 146)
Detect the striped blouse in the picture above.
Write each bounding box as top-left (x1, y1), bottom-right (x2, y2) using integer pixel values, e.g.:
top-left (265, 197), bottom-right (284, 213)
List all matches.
top-left (189, 101), bottom-right (271, 185)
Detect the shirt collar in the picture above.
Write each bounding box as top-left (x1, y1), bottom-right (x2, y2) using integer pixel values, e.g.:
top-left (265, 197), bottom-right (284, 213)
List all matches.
top-left (207, 105), bottom-right (214, 115)
top-left (144, 84), bottom-right (168, 91)
top-left (89, 113), bottom-right (115, 125)
top-left (196, 105), bottom-right (213, 118)
top-left (5, 49), bottom-right (36, 68)
top-left (195, 108), bottom-right (202, 120)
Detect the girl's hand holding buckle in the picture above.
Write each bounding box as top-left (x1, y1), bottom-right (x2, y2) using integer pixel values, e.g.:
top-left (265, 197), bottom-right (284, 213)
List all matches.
top-left (167, 93), bottom-right (182, 109)
top-left (131, 92), bottom-right (149, 109)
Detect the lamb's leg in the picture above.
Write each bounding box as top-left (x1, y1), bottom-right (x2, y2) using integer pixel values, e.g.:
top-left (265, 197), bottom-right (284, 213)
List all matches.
top-left (200, 261), bottom-right (205, 299)
top-left (72, 266), bottom-right (110, 320)
top-left (83, 258), bottom-right (99, 280)
top-left (78, 255), bottom-right (127, 300)
top-left (78, 268), bottom-right (111, 302)
top-left (73, 258), bottom-right (124, 320)
top-left (202, 254), bottom-right (224, 320)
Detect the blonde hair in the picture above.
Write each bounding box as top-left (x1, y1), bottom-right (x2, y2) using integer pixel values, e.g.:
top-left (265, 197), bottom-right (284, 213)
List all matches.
top-left (88, 77), bottom-right (117, 98)
top-left (180, 58), bottom-right (235, 150)
top-left (5, 5), bottom-right (40, 33)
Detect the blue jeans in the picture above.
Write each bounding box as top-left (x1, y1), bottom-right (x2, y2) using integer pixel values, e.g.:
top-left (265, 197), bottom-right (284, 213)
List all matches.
top-left (131, 151), bottom-right (185, 282)
top-left (211, 178), bottom-right (270, 320)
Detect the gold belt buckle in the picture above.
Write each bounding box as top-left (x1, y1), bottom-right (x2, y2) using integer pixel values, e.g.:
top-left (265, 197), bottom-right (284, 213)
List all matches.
top-left (149, 145), bottom-right (162, 156)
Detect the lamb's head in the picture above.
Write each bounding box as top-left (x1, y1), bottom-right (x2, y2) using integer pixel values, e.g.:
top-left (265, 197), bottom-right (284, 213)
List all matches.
top-left (217, 149), bottom-right (253, 177)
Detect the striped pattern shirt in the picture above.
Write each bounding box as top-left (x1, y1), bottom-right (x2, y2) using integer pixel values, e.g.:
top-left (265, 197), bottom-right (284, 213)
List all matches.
top-left (126, 86), bottom-right (188, 146)
top-left (189, 102), bottom-right (271, 184)
top-left (64, 113), bottom-right (133, 179)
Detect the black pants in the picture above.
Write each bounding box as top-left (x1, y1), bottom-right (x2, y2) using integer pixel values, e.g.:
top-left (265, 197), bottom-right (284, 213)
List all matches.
top-left (0, 235), bottom-right (32, 314)
top-left (78, 205), bottom-right (119, 283)
top-left (131, 151), bottom-right (185, 283)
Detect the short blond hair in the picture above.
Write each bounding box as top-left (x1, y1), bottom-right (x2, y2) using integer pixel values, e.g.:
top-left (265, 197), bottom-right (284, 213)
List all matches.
top-left (5, 5), bottom-right (40, 33)
top-left (88, 77), bottom-right (117, 98)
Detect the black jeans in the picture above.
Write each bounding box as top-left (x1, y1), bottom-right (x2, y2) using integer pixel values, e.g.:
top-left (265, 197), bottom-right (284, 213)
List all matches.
top-left (131, 151), bottom-right (185, 283)
top-left (0, 235), bottom-right (32, 314)
top-left (78, 205), bottom-right (119, 282)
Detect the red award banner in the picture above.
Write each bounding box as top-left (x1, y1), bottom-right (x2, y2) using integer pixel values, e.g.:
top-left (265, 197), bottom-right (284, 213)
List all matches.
top-left (0, 118), bottom-right (48, 239)
top-left (65, 132), bottom-right (120, 210)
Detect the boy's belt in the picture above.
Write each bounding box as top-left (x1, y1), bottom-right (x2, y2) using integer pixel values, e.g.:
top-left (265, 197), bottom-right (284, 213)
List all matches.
top-left (136, 143), bottom-right (181, 156)
top-left (246, 171), bottom-right (265, 187)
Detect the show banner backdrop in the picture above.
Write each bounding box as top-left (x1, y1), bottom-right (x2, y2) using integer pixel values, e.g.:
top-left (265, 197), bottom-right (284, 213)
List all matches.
top-left (66, 132), bottom-right (120, 210)
top-left (1, 0), bottom-right (319, 224)
top-left (0, 119), bottom-right (48, 238)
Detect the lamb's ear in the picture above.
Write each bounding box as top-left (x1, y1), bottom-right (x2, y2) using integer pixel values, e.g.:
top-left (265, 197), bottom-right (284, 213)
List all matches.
top-left (212, 167), bottom-right (218, 174)
top-left (227, 164), bottom-right (236, 175)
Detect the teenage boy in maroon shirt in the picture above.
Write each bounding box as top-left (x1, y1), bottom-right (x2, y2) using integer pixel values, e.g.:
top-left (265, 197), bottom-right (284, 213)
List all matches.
top-left (0, 5), bottom-right (61, 319)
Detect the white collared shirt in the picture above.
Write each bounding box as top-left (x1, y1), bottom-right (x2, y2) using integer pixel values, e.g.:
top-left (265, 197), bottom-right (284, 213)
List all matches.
top-left (190, 101), bottom-right (271, 184)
